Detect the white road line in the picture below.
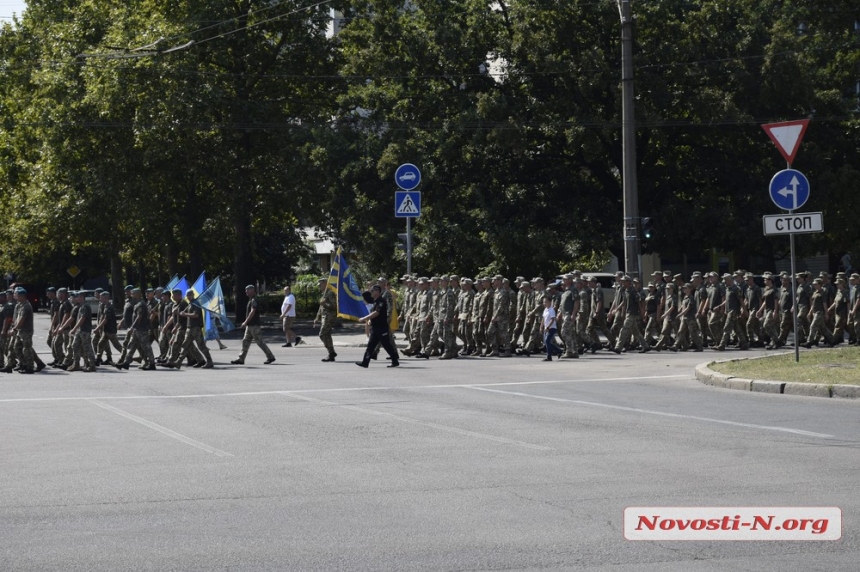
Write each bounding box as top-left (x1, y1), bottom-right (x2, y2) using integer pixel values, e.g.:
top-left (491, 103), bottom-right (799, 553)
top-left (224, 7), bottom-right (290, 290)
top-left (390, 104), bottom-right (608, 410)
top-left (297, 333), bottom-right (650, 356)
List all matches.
top-left (281, 392), bottom-right (553, 451)
top-left (466, 387), bottom-right (834, 439)
top-left (0, 375), bottom-right (688, 403)
top-left (88, 399), bottom-right (234, 457)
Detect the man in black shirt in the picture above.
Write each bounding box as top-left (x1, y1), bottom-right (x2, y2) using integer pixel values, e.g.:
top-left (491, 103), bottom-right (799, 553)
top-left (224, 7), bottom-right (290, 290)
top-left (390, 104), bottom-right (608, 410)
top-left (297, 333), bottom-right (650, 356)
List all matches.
top-left (355, 285), bottom-right (399, 368)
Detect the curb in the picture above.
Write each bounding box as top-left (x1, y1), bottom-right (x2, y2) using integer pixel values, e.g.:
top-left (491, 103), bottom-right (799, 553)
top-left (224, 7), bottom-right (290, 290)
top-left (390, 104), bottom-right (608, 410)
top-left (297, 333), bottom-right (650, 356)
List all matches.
top-left (694, 359), bottom-right (860, 400)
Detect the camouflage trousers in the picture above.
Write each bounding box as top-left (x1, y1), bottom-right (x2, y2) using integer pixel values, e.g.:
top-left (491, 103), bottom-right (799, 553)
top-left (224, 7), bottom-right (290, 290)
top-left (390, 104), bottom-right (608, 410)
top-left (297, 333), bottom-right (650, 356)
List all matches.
top-left (52, 330), bottom-right (69, 364)
top-left (96, 331), bottom-right (122, 360)
top-left (674, 317), bottom-right (703, 350)
top-left (576, 313), bottom-right (595, 348)
top-left (615, 314), bottom-right (649, 351)
top-left (158, 328), bottom-right (171, 359)
top-left (64, 330), bottom-right (96, 369)
top-left (417, 319), bottom-right (433, 354)
top-left (510, 319), bottom-right (525, 347)
top-left (0, 334), bottom-right (7, 367)
top-left (833, 312), bottom-right (848, 343)
top-left (182, 327), bottom-right (212, 365)
top-left (796, 305), bottom-right (811, 343)
top-left (486, 318), bottom-right (510, 353)
top-left (762, 310), bottom-right (781, 346)
top-left (458, 320), bottom-right (474, 351)
top-left (123, 329), bottom-right (155, 367)
top-left (526, 316), bottom-right (542, 352)
top-left (708, 311), bottom-right (725, 344)
top-left (778, 310), bottom-right (794, 345)
top-left (644, 313), bottom-right (660, 341)
top-left (424, 321), bottom-right (443, 355)
top-left (14, 330), bottom-right (42, 369)
top-left (718, 310), bottom-right (748, 349)
top-left (240, 325), bottom-right (274, 361)
top-left (587, 312), bottom-right (615, 348)
top-left (609, 312), bottom-right (624, 342)
top-left (746, 313), bottom-right (764, 343)
top-left (808, 311), bottom-right (833, 345)
top-left (440, 321), bottom-right (458, 357)
top-left (654, 317), bottom-right (675, 350)
top-left (560, 315), bottom-right (576, 355)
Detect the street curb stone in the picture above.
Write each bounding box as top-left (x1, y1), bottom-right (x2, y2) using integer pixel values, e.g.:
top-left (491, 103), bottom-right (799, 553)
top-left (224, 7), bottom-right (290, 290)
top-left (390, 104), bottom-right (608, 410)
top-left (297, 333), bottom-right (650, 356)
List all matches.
top-left (695, 360), bottom-right (860, 400)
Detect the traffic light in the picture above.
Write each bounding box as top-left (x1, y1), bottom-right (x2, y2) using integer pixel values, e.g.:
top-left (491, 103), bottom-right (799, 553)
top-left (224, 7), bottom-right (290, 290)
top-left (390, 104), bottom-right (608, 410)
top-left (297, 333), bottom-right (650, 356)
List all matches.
top-left (396, 233), bottom-right (408, 251)
top-left (641, 217), bottom-right (654, 240)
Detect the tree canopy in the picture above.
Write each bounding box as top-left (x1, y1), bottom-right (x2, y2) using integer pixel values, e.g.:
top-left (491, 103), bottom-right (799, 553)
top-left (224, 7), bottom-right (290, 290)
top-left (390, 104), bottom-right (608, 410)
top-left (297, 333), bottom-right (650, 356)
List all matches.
top-left (0, 0), bottom-right (857, 298)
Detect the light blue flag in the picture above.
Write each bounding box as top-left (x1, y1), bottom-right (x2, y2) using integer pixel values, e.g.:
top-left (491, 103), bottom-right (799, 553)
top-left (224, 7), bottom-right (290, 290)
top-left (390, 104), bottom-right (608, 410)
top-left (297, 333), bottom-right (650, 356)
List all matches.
top-left (192, 276), bottom-right (235, 339)
top-left (189, 272), bottom-right (213, 341)
top-left (329, 247), bottom-right (368, 321)
top-left (164, 274), bottom-right (180, 291)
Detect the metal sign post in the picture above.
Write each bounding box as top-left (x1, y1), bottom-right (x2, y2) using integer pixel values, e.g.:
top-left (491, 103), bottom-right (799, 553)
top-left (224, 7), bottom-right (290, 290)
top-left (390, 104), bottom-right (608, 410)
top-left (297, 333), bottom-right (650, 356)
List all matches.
top-left (394, 165), bottom-right (422, 276)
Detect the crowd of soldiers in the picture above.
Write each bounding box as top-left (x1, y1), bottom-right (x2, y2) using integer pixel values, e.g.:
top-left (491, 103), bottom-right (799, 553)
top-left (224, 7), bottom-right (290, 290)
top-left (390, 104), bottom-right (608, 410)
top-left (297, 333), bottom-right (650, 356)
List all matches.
top-left (28, 284), bottom-right (230, 374)
top-left (390, 268), bottom-right (860, 360)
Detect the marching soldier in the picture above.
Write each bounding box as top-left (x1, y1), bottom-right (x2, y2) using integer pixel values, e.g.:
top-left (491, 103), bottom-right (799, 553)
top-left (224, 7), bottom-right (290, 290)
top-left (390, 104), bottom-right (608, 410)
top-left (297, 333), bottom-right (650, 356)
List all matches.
top-left (715, 273), bottom-right (748, 351)
top-left (314, 278), bottom-right (338, 362)
top-left (558, 274), bottom-right (577, 359)
top-left (804, 278), bottom-right (835, 348)
top-left (231, 284), bottom-right (276, 365)
top-left (65, 290), bottom-right (97, 372)
top-left (178, 290), bottom-right (214, 368)
top-left (744, 273), bottom-right (764, 347)
top-left (470, 278), bottom-right (486, 356)
top-left (756, 275), bottom-right (782, 349)
top-left (10, 287), bottom-right (44, 374)
top-left (51, 288), bottom-right (73, 366)
top-left (653, 282), bottom-right (678, 351)
top-left (611, 276), bottom-right (650, 354)
top-left (795, 272), bottom-right (812, 345)
top-left (457, 278), bottom-right (475, 356)
top-left (486, 275), bottom-right (511, 357)
top-left (668, 283), bottom-right (703, 352)
top-left (94, 291), bottom-right (122, 365)
top-left (116, 288), bottom-right (156, 370)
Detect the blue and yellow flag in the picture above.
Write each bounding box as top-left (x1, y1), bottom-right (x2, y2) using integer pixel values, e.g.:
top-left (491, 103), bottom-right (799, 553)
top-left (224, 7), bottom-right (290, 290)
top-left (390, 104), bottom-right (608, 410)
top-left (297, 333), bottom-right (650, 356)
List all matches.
top-left (328, 247), bottom-right (369, 321)
top-left (189, 272), bottom-right (213, 340)
top-left (174, 276), bottom-right (190, 296)
top-left (192, 276), bottom-right (235, 340)
top-left (164, 274), bottom-right (180, 291)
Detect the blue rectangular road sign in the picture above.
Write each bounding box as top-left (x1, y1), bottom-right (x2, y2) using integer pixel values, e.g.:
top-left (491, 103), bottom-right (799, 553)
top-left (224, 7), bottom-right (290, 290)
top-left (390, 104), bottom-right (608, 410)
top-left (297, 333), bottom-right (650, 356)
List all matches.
top-left (395, 191), bottom-right (421, 218)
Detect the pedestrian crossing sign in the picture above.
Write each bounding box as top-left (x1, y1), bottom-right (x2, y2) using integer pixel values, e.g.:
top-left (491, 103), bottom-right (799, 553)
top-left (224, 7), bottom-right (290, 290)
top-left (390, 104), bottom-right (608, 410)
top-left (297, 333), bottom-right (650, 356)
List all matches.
top-left (395, 191), bottom-right (421, 218)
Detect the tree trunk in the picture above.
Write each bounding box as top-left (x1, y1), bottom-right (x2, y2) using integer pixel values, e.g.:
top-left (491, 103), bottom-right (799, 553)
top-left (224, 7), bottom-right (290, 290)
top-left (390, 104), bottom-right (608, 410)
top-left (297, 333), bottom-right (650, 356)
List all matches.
top-left (233, 212), bottom-right (254, 322)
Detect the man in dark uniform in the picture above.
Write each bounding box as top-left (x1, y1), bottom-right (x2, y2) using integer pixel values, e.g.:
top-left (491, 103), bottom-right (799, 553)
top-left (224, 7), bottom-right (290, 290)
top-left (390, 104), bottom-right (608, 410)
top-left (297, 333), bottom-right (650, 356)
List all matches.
top-left (116, 288), bottom-right (156, 370)
top-left (94, 290), bottom-right (121, 365)
top-left (11, 287), bottom-right (44, 374)
top-left (177, 290), bottom-right (213, 369)
top-left (355, 285), bottom-right (399, 368)
top-left (0, 291), bottom-right (12, 371)
top-left (156, 289), bottom-right (173, 362)
top-left (231, 285), bottom-right (275, 365)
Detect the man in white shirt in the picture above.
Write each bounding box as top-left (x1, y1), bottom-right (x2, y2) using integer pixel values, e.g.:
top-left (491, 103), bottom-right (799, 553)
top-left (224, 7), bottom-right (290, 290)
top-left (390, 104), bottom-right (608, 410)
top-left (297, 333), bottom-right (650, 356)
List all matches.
top-left (279, 285), bottom-right (301, 347)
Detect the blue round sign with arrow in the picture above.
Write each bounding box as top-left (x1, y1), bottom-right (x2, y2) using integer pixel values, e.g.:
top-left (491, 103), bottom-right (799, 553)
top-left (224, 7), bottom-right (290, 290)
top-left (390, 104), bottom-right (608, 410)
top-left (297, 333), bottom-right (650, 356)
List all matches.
top-left (769, 169), bottom-right (809, 211)
top-left (395, 163), bottom-right (421, 191)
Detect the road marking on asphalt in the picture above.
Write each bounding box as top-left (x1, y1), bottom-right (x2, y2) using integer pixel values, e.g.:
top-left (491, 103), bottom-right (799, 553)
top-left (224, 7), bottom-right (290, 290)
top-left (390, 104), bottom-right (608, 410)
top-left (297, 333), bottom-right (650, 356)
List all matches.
top-left (466, 387), bottom-right (834, 439)
top-left (280, 392), bottom-right (553, 451)
top-left (0, 375), bottom-right (688, 403)
top-left (88, 399), bottom-right (234, 457)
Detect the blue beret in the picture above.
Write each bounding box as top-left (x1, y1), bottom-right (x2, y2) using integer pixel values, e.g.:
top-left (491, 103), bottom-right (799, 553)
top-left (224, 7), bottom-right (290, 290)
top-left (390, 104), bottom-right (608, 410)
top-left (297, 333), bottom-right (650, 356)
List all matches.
top-left (15, 287), bottom-right (26, 294)
top-left (172, 288), bottom-right (182, 295)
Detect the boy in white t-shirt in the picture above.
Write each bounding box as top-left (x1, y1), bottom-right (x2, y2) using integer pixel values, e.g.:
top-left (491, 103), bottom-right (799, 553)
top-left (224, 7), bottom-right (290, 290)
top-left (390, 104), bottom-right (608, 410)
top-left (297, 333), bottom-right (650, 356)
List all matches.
top-left (540, 295), bottom-right (559, 361)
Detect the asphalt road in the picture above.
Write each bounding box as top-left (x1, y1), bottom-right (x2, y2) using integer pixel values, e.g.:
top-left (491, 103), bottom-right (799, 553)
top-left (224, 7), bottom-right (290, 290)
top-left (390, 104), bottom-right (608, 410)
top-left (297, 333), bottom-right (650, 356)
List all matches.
top-left (2, 315), bottom-right (859, 571)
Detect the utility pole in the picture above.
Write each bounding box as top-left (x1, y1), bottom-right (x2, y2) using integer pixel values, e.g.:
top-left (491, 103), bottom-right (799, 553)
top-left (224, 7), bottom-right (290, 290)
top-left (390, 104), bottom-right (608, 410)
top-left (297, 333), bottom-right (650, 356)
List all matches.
top-left (618, 0), bottom-right (640, 279)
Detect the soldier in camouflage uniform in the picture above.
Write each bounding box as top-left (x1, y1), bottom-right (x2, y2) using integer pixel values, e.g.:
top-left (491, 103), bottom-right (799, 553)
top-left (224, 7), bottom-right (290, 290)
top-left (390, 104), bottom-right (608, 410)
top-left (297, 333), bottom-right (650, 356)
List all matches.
top-left (608, 272), bottom-right (626, 344)
top-left (804, 278), bottom-right (835, 348)
top-left (63, 290), bottom-right (97, 372)
top-left (487, 276), bottom-right (511, 357)
top-left (653, 283), bottom-right (678, 351)
top-left (777, 274), bottom-right (795, 346)
top-left (523, 278), bottom-right (545, 355)
top-left (558, 275), bottom-right (577, 359)
top-left (668, 283), bottom-right (703, 352)
top-left (755, 274), bottom-right (781, 349)
top-left (477, 277), bottom-right (494, 356)
top-left (11, 287), bottom-right (43, 373)
top-left (456, 279), bottom-right (475, 356)
top-left (829, 278), bottom-right (849, 344)
top-left (795, 272), bottom-right (812, 345)
top-left (469, 278), bottom-right (486, 356)
top-left (743, 273), bottom-right (764, 347)
top-left (314, 278), bottom-right (338, 362)
top-left (611, 276), bottom-right (650, 354)
top-left (586, 276), bottom-right (614, 348)
top-left (715, 273), bottom-right (749, 351)
top-left (575, 276), bottom-right (598, 354)
top-left (51, 288), bottom-right (73, 366)
top-left (94, 291), bottom-right (122, 365)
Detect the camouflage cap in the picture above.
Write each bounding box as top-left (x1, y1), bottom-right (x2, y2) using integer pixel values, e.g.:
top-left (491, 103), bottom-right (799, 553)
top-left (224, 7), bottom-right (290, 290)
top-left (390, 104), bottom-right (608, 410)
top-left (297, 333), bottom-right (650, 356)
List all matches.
top-left (493, 274), bottom-right (504, 281)
top-left (533, 277), bottom-right (544, 283)
top-left (691, 271), bottom-right (702, 277)
top-left (450, 275), bottom-right (460, 281)
top-left (430, 276), bottom-right (440, 281)
top-left (819, 271), bottom-right (829, 278)
top-left (683, 282), bottom-right (693, 289)
top-left (734, 269), bottom-right (745, 275)
top-left (673, 274), bottom-right (682, 281)
top-left (651, 271), bottom-right (661, 276)
top-left (377, 276), bottom-right (389, 282)
top-left (615, 271), bottom-right (624, 277)
top-left (666, 283), bottom-right (676, 289)
top-left (851, 273), bottom-right (860, 280)
top-left (722, 273), bottom-right (732, 279)
top-left (440, 275), bottom-right (450, 281)
top-left (586, 276), bottom-right (596, 282)
top-left (632, 277), bottom-right (641, 283)
top-left (836, 272), bottom-right (846, 279)
top-left (519, 281), bottom-right (531, 288)
top-left (813, 277), bottom-right (823, 284)
top-left (462, 278), bottom-right (473, 285)
top-left (836, 278), bottom-right (846, 286)
top-left (744, 272), bottom-right (754, 278)
top-left (621, 275), bottom-right (631, 281)
top-left (662, 270), bottom-right (672, 277)
top-left (515, 276), bottom-right (525, 283)
top-left (481, 276), bottom-right (492, 283)
top-left (562, 273), bottom-right (574, 280)
top-left (647, 282), bottom-right (655, 288)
